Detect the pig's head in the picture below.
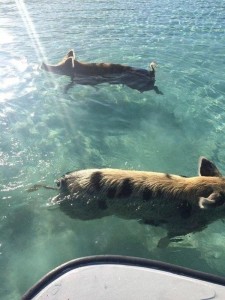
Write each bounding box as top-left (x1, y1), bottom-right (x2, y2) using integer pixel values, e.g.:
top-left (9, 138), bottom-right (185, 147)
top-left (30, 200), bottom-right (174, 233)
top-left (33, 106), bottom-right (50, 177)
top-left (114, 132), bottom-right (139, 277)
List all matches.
top-left (52, 168), bottom-right (109, 201)
top-left (50, 170), bottom-right (110, 220)
top-left (41, 50), bottom-right (75, 77)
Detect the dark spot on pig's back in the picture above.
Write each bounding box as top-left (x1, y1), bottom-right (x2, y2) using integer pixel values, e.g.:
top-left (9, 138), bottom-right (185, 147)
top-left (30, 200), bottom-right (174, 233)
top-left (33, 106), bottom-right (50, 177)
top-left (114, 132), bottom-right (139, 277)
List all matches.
top-left (118, 178), bottom-right (133, 198)
top-left (165, 173), bottom-right (172, 179)
top-left (90, 171), bottom-right (103, 191)
top-left (107, 186), bottom-right (117, 199)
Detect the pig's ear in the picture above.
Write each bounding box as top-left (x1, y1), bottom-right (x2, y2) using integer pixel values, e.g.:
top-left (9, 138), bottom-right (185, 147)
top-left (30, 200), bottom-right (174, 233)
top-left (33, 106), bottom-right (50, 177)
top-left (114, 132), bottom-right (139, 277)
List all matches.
top-left (198, 157), bottom-right (222, 177)
top-left (199, 192), bottom-right (225, 209)
top-left (63, 49), bottom-right (75, 60)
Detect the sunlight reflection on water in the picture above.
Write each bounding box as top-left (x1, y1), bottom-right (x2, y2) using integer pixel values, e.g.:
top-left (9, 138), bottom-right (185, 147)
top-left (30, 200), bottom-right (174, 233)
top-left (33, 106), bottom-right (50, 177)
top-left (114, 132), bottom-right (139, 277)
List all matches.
top-left (1, 0), bottom-right (225, 299)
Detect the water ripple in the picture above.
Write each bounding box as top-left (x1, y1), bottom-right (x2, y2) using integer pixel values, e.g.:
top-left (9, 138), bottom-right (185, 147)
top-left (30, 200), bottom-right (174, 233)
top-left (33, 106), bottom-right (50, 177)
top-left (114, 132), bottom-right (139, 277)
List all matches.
top-left (1, 0), bottom-right (225, 299)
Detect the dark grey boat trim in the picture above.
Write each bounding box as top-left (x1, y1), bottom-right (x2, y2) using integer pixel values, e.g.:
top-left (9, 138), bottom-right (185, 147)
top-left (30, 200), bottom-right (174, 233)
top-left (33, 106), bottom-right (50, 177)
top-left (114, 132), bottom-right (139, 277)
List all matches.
top-left (22, 255), bottom-right (225, 300)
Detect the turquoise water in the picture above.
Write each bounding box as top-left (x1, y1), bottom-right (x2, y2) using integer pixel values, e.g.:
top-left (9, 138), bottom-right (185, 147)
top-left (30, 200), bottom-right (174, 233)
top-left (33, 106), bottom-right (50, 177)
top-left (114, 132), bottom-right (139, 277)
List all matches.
top-left (1, 0), bottom-right (225, 298)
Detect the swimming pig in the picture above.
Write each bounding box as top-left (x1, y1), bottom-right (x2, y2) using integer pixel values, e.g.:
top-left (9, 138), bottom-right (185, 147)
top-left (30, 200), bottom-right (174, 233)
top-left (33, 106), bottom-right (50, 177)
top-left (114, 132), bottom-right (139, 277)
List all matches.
top-left (29, 157), bottom-right (225, 247)
top-left (41, 49), bottom-right (163, 94)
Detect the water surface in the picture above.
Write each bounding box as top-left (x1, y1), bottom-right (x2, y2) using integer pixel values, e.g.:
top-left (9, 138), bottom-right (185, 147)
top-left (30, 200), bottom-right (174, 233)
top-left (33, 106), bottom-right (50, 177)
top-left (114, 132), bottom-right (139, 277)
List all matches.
top-left (1, 0), bottom-right (225, 298)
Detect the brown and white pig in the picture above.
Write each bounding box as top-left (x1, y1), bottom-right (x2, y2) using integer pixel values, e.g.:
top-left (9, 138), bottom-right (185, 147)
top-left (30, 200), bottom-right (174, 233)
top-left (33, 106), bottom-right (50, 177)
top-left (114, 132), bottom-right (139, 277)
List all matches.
top-left (29, 157), bottom-right (225, 247)
top-left (41, 49), bottom-right (163, 94)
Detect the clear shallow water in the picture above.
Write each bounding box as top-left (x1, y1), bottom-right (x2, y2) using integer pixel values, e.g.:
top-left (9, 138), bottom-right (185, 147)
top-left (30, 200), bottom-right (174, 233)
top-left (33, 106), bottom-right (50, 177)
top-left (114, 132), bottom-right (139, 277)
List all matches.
top-left (1, 0), bottom-right (225, 298)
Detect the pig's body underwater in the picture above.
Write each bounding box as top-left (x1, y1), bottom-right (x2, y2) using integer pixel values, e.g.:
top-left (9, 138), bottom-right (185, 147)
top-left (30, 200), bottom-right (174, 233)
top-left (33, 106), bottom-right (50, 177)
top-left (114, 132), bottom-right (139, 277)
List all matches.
top-left (41, 49), bottom-right (163, 94)
top-left (30, 157), bottom-right (225, 247)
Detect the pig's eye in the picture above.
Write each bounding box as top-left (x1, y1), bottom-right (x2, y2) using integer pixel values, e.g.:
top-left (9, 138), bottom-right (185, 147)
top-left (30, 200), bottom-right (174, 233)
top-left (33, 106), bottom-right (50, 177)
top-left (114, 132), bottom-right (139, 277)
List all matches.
top-left (56, 180), bottom-right (61, 188)
top-left (55, 178), bottom-right (66, 190)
